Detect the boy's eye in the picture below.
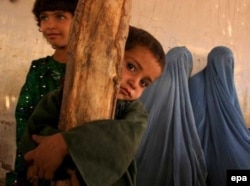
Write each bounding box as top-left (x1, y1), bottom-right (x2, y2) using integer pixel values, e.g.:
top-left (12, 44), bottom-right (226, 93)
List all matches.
top-left (40, 15), bottom-right (48, 21)
top-left (140, 80), bottom-right (149, 88)
top-left (56, 14), bottom-right (66, 20)
top-left (127, 63), bottom-right (135, 71)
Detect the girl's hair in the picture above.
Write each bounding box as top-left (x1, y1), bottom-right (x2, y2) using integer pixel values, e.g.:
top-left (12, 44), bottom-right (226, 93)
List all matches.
top-left (125, 26), bottom-right (166, 70)
top-left (32, 0), bottom-right (78, 26)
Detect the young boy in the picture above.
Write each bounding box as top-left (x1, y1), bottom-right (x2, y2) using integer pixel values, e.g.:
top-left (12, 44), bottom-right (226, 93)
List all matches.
top-left (20, 26), bottom-right (166, 186)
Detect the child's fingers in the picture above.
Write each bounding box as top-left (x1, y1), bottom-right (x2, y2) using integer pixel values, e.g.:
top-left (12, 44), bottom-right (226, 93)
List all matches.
top-left (38, 167), bottom-right (46, 179)
top-left (27, 165), bottom-right (39, 183)
top-left (67, 169), bottom-right (80, 186)
top-left (27, 162), bottom-right (53, 181)
top-left (24, 150), bottom-right (35, 162)
top-left (43, 168), bottom-right (55, 180)
top-left (32, 134), bottom-right (45, 144)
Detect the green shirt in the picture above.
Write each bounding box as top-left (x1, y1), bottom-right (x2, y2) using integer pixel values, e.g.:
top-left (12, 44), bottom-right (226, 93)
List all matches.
top-left (20, 88), bottom-right (148, 186)
top-left (15, 56), bottom-right (66, 144)
top-left (6, 56), bottom-right (65, 186)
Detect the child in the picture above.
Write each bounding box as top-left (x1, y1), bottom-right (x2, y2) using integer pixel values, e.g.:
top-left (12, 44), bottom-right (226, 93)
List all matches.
top-left (20, 26), bottom-right (166, 185)
top-left (15, 0), bottom-right (78, 149)
top-left (6, 0), bottom-right (78, 185)
top-left (136, 47), bottom-right (207, 186)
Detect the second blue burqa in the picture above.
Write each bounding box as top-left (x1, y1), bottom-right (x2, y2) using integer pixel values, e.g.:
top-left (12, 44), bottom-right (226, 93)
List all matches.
top-left (136, 46), bottom-right (207, 186)
top-left (189, 46), bottom-right (250, 186)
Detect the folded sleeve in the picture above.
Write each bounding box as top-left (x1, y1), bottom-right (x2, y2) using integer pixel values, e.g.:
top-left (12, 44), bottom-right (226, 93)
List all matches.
top-left (19, 88), bottom-right (62, 154)
top-left (62, 100), bottom-right (148, 185)
top-left (20, 87), bottom-right (148, 185)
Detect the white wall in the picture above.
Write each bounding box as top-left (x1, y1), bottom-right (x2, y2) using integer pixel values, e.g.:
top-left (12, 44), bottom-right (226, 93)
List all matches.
top-left (130, 0), bottom-right (250, 125)
top-left (0, 0), bottom-right (53, 118)
top-left (1, 0), bottom-right (250, 182)
top-left (0, 0), bottom-right (53, 181)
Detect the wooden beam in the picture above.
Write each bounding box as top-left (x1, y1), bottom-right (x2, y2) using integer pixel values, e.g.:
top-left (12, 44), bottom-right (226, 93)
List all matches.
top-left (57, 0), bottom-right (131, 185)
top-left (59, 0), bottom-right (131, 130)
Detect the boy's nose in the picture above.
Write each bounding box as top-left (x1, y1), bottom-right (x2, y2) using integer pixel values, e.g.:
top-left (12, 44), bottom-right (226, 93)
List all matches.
top-left (128, 78), bottom-right (139, 90)
top-left (46, 19), bottom-right (56, 29)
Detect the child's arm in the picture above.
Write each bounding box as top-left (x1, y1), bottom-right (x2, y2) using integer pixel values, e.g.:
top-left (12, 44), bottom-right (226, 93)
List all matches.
top-left (61, 100), bottom-right (148, 185)
top-left (20, 88), bottom-right (63, 154)
top-left (20, 88), bottom-right (148, 185)
top-left (24, 133), bottom-right (68, 181)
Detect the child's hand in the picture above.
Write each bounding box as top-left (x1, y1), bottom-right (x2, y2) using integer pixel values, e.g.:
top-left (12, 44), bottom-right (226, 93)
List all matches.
top-left (67, 169), bottom-right (80, 186)
top-left (24, 133), bottom-right (69, 181)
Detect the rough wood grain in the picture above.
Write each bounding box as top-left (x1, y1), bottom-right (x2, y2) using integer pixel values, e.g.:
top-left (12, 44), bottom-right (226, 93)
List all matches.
top-left (56, 0), bottom-right (131, 185)
top-left (59, 0), bottom-right (131, 130)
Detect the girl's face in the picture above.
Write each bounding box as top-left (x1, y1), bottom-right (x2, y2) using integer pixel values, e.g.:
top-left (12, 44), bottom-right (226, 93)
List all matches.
top-left (39, 11), bottom-right (73, 49)
top-left (117, 45), bottom-right (162, 101)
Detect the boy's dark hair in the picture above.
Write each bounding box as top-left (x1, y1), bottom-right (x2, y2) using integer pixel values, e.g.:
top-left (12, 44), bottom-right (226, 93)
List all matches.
top-left (126, 26), bottom-right (166, 70)
top-left (32, 0), bottom-right (78, 27)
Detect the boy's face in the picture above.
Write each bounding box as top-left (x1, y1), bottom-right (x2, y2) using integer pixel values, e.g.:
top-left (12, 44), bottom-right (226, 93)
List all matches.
top-left (39, 11), bottom-right (73, 49)
top-left (117, 45), bottom-right (162, 101)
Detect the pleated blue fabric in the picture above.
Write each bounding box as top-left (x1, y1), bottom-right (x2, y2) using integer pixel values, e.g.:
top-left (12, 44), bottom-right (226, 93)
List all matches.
top-left (136, 46), bottom-right (207, 186)
top-left (189, 46), bottom-right (250, 186)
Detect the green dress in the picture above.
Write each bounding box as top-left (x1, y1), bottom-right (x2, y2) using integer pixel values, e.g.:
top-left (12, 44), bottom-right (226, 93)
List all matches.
top-left (12, 56), bottom-right (66, 183)
top-left (20, 88), bottom-right (148, 186)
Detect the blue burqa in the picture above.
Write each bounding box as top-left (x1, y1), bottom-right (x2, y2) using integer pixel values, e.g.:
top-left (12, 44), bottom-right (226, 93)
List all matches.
top-left (189, 46), bottom-right (250, 186)
top-left (136, 46), bottom-right (207, 186)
